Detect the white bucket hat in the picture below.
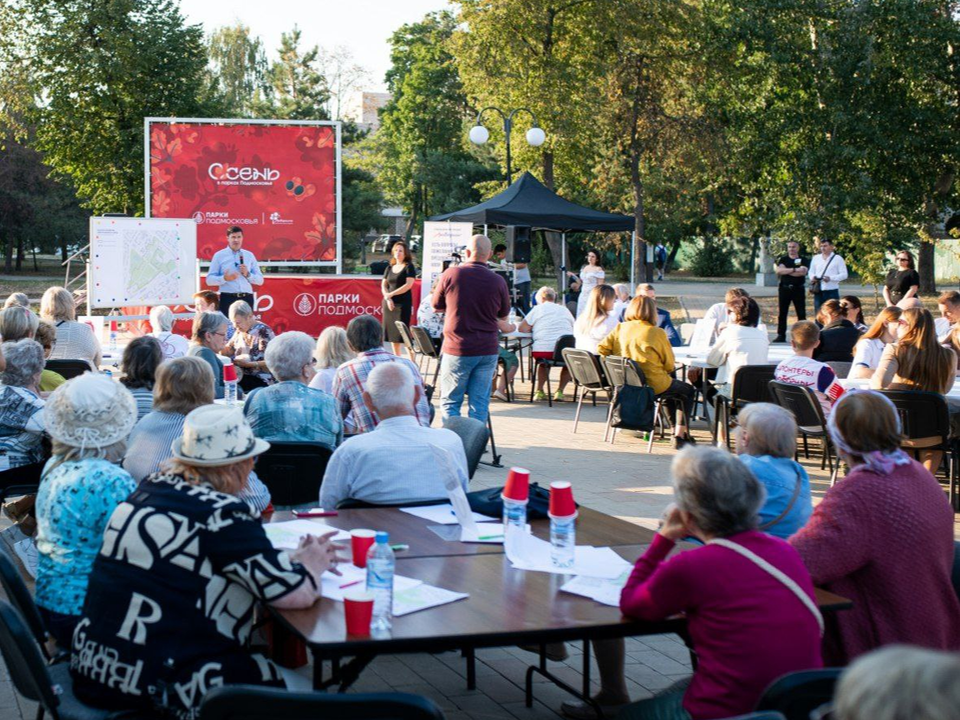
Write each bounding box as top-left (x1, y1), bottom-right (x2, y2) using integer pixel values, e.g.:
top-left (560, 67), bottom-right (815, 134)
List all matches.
top-left (171, 404), bottom-right (270, 467)
top-left (45, 374), bottom-right (137, 449)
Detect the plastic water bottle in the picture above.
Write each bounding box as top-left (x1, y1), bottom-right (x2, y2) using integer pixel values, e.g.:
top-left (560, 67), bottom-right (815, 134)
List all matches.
top-left (366, 531), bottom-right (395, 632)
top-left (224, 377), bottom-right (238, 405)
top-left (502, 497), bottom-right (527, 557)
top-left (508, 308), bottom-right (517, 327)
top-left (550, 515), bottom-right (576, 569)
top-left (109, 322), bottom-right (118, 353)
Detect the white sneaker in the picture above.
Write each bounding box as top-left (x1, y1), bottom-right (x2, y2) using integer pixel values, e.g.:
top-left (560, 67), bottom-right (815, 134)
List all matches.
top-left (493, 390), bottom-right (509, 402)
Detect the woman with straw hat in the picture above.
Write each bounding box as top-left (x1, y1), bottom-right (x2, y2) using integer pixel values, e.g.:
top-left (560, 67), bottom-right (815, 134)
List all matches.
top-left (71, 404), bottom-right (340, 718)
top-left (34, 373), bottom-right (138, 648)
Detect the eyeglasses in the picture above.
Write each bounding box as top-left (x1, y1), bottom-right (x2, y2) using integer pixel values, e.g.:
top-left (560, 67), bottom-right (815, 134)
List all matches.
top-left (897, 256), bottom-right (909, 262)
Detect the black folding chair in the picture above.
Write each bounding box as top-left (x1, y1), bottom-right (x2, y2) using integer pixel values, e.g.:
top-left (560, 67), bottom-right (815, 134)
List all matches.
top-left (0, 600), bottom-right (120, 719)
top-left (45, 359), bottom-right (94, 379)
top-left (394, 322), bottom-right (419, 366)
top-left (768, 381), bottom-right (838, 484)
top-left (604, 357), bottom-right (671, 452)
top-left (0, 461), bottom-right (44, 503)
top-left (200, 685), bottom-right (446, 720)
top-left (755, 668), bottom-right (842, 720)
top-left (409, 325), bottom-right (442, 386)
top-left (442, 416), bottom-right (489, 479)
top-left (561, 348), bottom-right (613, 433)
top-left (254, 442), bottom-right (332, 507)
top-left (712, 365), bottom-right (777, 450)
top-left (530, 334), bottom-right (575, 407)
top-left (0, 549), bottom-right (61, 662)
top-left (878, 389), bottom-right (958, 508)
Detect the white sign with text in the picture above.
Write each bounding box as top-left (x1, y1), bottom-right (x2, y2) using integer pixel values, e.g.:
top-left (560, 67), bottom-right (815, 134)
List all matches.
top-left (421, 221), bottom-right (474, 293)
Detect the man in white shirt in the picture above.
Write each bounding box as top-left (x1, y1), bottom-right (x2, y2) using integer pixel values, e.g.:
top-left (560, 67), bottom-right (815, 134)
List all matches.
top-left (936, 290), bottom-right (960, 343)
top-left (206, 226), bottom-right (265, 316)
top-left (519, 286), bottom-right (575, 401)
top-left (320, 362), bottom-right (469, 509)
top-left (774, 320), bottom-right (845, 416)
top-left (807, 237), bottom-right (848, 315)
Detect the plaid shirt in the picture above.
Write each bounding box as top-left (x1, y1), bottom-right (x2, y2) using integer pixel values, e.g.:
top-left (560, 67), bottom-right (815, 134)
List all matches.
top-left (332, 349), bottom-right (431, 433)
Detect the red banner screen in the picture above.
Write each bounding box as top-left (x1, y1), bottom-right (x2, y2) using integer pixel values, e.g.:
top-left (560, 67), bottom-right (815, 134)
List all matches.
top-left (147, 120), bottom-right (339, 263)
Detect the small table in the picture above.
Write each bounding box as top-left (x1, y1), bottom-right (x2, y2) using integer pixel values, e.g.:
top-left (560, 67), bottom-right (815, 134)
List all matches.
top-left (266, 506), bottom-right (656, 559)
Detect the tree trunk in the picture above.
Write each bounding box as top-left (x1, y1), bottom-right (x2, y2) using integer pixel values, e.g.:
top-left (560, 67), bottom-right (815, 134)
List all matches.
top-left (60, 235), bottom-right (68, 263)
top-left (3, 236), bottom-right (12, 273)
top-left (630, 151), bottom-right (652, 283)
top-left (919, 169), bottom-right (957, 293)
top-left (918, 239), bottom-right (936, 294)
top-left (15, 237), bottom-right (23, 271)
top-left (541, 153), bottom-right (566, 287)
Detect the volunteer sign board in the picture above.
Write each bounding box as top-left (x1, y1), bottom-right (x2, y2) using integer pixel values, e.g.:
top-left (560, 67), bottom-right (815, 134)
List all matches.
top-left (145, 118), bottom-right (341, 266)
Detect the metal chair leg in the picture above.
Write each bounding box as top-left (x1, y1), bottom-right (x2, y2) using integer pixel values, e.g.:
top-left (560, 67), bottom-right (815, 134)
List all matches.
top-left (573, 386), bottom-right (585, 433)
top-left (603, 388), bottom-right (618, 442)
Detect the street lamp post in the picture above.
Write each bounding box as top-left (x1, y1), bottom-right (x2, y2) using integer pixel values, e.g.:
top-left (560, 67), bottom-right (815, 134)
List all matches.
top-left (469, 107), bottom-right (545, 185)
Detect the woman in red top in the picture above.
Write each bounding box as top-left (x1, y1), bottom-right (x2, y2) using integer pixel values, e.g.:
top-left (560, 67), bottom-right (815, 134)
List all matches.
top-left (563, 447), bottom-right (823, 720)
top-left (790, 391), bottom-right (960, 665)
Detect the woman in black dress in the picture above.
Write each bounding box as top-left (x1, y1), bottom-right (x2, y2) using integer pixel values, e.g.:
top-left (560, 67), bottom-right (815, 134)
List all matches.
top-left (883, 250), bottom-right (920, 306)
top-left (382, 240), bottom-right (416, 357)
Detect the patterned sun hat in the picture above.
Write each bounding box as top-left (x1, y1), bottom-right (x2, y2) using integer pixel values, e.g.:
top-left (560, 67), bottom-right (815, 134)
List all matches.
top-left (171, 404), bottom-right (270, 467)
top-left (45, 373), bottom-right (138, 449)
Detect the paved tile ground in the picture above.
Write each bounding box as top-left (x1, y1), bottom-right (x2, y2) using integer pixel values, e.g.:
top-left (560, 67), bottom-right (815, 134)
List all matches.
top-left (0, 353), bottom-right (957, 718)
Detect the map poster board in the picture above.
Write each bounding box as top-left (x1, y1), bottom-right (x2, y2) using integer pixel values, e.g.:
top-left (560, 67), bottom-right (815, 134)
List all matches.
top-left (145, 118), bottom-right (341, 267)
top-left (422, 221), bottom-right (474, 292)
top-left (89, 217), bottom-right (197, 308)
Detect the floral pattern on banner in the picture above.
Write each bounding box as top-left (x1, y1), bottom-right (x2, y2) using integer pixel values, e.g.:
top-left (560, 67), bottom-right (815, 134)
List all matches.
top-left (149, 122), bottom-right (337, 262)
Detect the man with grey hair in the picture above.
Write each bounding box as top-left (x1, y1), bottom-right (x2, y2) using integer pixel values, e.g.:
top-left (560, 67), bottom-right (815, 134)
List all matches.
top-left (432, 234), bottom-right (515, 420)
top-left (0, 339), bottom-right (47, 469)
top-left (243, 331), bottom-right (342, 450)
top-left (518, 286), bottom-right (574, 401)
top-left (332, 314), bottom-right (430, 434)
top-left (321, 362), bottom-right (468, 509)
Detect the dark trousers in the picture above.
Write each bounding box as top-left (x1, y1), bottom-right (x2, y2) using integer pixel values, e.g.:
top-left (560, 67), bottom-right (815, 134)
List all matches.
top-left (658, 378), bottom-right (696, 428)
top-left (515, 281), bottom-right (531, 314)
top-left (812, 288), bottom-right (840, 315)
top-left (38, 606), bottom-right (79, 649)
top-left (777, 284), bottom-right (807, 339)
top-left (219, 292), bottom-right (255, 316)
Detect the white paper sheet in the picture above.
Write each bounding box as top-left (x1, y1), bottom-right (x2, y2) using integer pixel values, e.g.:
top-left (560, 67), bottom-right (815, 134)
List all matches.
top-left (393, 583), bottom-right (469, 617)
top-left (399, 504), bottom-right (498, 525)
top-left (505, 533), bottom-right (631, 579)
top-left (560, 570), bottom-right (631, 607)
top-left (264, 520), bottom-right (351, 549)
top-left (320, 564), bottom-right (422, 602)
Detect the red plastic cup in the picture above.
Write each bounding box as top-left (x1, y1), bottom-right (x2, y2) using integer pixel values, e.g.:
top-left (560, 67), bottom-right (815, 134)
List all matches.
top-left (502, 467), bottom-right (530, 503)
top-left (549, 481), bottom-right (577, 519)
top-left (223, 363), bottom-right (238, 383)
top-left (350, 529), bottom-right (376, 568)
top-left (110, 320), bottom-right (119, 332)
top-left (343, 589), bottom-right (374, 636)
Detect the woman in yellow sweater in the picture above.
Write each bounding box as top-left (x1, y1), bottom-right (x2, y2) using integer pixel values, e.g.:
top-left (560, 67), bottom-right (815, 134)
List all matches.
top-left (598, 295), bottom-right (697, 447)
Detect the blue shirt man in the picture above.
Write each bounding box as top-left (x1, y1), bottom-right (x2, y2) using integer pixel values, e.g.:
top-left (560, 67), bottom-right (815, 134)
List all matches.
top-left (206, 226), bottom-right (264, 315)
top-left (617, 283), bottom-right (681, 347)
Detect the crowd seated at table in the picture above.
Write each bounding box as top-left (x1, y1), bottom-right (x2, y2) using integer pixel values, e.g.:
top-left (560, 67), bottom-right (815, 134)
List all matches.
top-left (617, 284), bottom-right (682, 347)
top-left (2, 281), bottom-right (960, 720)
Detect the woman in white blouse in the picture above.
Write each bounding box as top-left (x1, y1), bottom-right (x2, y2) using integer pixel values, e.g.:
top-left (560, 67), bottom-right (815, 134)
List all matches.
top-left (568, 249), bottom-right (605, 318)
top-left (149, 305), bottom-right (190, 360)
top-left (850, 306), bottom-right (901, 379)
top-left (40, 286), bottom-right (102, 369)
top-left (705, 296), bottom-right (769, 399)
top-left (574, 285), bottom-right (618, 354)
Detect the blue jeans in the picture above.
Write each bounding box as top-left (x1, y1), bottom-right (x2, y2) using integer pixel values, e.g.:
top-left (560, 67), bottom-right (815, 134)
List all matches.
top-left (440, 353), bottom-right (498, 422)
top-left (812, 288), bottom-right (839, 315)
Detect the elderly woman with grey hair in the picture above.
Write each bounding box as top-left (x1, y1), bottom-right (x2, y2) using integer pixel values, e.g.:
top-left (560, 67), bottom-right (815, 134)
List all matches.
top-left (188, 311), bottom-right (230, 399)
top-left (149, 305), bottom-right (189, 360)
top-left (0, 305), bottom-right (39, 342)
top-left (0, 339), bottom-right (47, 468)
top-left (244, 331), bottom-right (342, 451)
top-left (40, 286), bottom-right (101, 368)
top-left (833, 645), bottom-right (960, 720)
top-left (734, 402), bottom-right (812, 539)
top-left (3, 292), bottom-right (30, 309)
top-left (561, 446), bottom-right (823, 720)
top-left (225, 299), bottom-right (275, 392)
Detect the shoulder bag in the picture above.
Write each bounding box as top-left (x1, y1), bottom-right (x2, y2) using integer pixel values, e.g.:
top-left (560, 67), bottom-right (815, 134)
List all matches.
top-left (809, 254), bottom-right (835, 296)
top-left (757, 468), bottom-right (802, 532)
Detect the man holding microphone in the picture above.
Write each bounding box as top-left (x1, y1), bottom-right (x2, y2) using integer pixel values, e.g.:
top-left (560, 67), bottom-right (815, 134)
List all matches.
top-left (206, 226), bottom-right (264, 315)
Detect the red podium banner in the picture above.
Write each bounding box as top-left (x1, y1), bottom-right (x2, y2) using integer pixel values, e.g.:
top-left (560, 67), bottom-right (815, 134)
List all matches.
top-left (146, 119), bottom-right (339, 263)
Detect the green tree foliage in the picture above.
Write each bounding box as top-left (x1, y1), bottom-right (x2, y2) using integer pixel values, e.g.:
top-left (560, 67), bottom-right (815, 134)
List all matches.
top-left (203, 22), bottom-right (270, 116)
top-left (373, 11), bottom-right (499, 237)
top-left (263, 26), bottom-right (331, 121)
top-left (341, 165), bottom-right (388, 253)
top-left (2, 0), bottom-right (211, 215)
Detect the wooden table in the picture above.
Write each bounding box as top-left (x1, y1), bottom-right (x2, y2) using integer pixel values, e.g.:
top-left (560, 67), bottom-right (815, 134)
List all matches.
top-left (266, 506), bottom-right (656, 559)
top-left (272, 540), bottom-right (852, 697)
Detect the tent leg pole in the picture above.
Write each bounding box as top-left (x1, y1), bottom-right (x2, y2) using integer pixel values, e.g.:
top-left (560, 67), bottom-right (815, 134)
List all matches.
top-left (561, 233), bottom-right (566, 294)
top-left (630, 231), bottom-right (636, 289)
top-left (483, 224), bottom-right (488, 237)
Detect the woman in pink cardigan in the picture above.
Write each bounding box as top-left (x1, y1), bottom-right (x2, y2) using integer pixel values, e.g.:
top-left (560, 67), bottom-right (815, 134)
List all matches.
top-left (562, 447), bottom-right (823, 720)
top-left (790, 391), bottom-right (960, 665)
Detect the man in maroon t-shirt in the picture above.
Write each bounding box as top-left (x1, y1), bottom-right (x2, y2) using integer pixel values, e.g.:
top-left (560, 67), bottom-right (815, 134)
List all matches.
top-left (432, 234), bottom-right (515, 421)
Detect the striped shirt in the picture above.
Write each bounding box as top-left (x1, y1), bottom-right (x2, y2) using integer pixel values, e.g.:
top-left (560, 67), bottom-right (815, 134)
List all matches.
top-left (125, 386), bottom-right (154, 421)
top-left (331, 348), bottom-right (431, 433)
top-left (123, 410), bottom-right (271, 513)
top-left (49, 320), bottom-right (102, 369)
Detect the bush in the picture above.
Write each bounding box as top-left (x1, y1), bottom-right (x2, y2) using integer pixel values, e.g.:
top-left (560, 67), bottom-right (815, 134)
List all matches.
top-left (688, 237), bottom-right (734, 277)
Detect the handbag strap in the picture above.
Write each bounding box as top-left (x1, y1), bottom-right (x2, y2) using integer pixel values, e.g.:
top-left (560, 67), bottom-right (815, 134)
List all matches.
top-left (708, 538), bottom-right (824, 636)
top-left (816, 253), bottom-right (835, 281)
top-left (758, 468), bottom-right (802, 532)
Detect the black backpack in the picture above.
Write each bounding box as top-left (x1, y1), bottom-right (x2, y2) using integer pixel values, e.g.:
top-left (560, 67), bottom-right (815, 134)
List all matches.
top-left (610, 384), bottom-right (656, 431)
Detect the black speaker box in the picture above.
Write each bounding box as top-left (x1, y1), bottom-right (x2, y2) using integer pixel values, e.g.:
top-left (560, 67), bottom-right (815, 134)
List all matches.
top-left (506, 225), bottom-right (532, 264)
